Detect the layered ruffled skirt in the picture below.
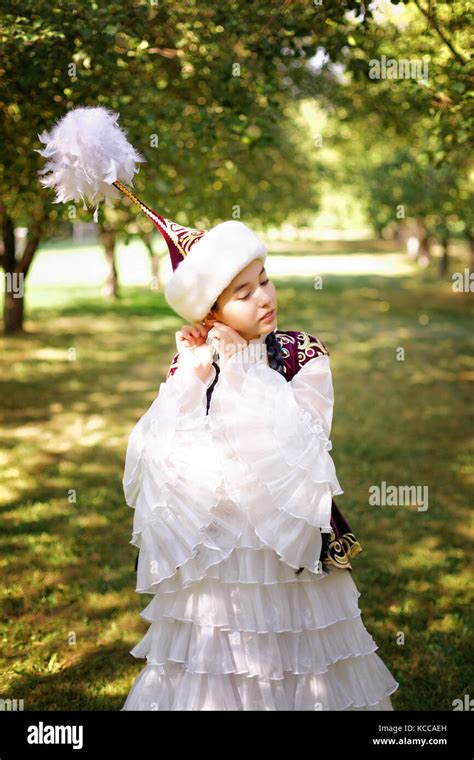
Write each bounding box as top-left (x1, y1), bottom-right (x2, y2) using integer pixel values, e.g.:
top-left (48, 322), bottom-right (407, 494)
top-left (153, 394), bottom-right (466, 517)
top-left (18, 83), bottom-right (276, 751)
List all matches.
top-left (122, 517), bottom-right (399, 711)
top-left (122, 358), bottom-right (399, 710)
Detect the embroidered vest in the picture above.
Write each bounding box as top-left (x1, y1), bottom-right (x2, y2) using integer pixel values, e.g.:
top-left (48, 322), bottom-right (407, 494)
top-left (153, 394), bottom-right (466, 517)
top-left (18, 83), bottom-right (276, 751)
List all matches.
top-left (166, 329), bottom-right (330, 383)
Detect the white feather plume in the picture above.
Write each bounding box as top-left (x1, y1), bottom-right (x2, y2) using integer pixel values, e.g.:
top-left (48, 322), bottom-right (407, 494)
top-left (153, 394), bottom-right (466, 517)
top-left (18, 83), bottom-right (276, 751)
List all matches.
top-left (35, 106), bottom-right (146, 221)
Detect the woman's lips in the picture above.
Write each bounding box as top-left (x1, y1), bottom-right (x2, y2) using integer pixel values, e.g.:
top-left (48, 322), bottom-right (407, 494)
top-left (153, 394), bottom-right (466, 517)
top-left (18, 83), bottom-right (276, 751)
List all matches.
top-left (260, 309), bottom-right (276, 321)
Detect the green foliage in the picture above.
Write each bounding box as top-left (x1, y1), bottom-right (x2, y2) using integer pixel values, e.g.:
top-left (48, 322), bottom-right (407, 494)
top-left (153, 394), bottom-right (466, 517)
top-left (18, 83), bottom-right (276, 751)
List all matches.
top-left (299, 0), bottom-right (473, 241)
top-left (0, 0), bottom-right (375, 234)
top-left (329, 0), bottom-right (473, 165)
top-left (334, 142), bottom-right (472, 238)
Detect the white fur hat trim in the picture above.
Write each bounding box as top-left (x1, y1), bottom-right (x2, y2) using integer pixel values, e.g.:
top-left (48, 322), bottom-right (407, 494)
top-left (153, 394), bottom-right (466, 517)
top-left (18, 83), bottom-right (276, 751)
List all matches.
top-left (164, 220), bottom-right (267, 322)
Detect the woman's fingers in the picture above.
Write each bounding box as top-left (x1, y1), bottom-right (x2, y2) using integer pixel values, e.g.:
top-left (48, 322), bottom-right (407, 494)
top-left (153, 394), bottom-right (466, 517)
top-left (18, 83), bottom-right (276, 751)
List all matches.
top-left (184, 324), bottom-right (208, 338)
top-left (210, 322), bottom-right (240, 341)
top-left (176, 329), bottom-right (195, 350)
top-left (179, 326), bottom-right (197, 341)
top-left (177, 324), bottom-right (208, 350)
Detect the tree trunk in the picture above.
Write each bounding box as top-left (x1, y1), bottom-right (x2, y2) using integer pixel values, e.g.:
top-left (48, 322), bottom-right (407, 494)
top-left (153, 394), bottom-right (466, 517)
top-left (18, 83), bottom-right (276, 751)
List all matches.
top-left (467, 229), bottom-right (474, 273)
top-left (143, 230), bottom-right (160, 290)
top-left (395, 220), bottom-right (408, 248)
top-left (2, 211), bottom-right (26, 334)
top-left (1, 201), bottom-right (45, 334)
top-left (1, 211), bottom-right (20, 333)
top-left (1, 201), bottom-right (46, 334)
top-left (438, 231), bottom-right (449, 277)
top-left (100, 228), bottom-right (119, 298)
top-left (415, 217), bottom-right (432, 265)
top-left (4, 288), bottom-right (24, 334)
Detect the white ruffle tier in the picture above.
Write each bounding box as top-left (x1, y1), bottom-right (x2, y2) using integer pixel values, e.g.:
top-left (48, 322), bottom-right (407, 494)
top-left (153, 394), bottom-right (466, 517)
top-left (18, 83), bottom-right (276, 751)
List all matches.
top-left (125, 546), bottom-right (399, 710)
top-left (122, 526), bottom-right (399, 711)
top-left (122, 658), bottom-right (397, 711)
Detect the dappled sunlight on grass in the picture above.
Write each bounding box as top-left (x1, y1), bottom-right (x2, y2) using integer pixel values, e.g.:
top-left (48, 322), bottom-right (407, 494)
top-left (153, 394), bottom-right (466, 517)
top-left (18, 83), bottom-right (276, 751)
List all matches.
top-left (0, 244), bottom-right (472, 709)
top-left (73, 514), bottom-right (110, 530)
top-left (397, 538), bottom-right (451, 570)
top-left (84, 591), bottom-right (132, 615)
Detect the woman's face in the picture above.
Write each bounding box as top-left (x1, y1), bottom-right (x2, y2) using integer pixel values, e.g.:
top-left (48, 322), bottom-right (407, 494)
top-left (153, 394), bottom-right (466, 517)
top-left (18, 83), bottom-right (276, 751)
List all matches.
top-left (204, 258), bottom-right (277, 342)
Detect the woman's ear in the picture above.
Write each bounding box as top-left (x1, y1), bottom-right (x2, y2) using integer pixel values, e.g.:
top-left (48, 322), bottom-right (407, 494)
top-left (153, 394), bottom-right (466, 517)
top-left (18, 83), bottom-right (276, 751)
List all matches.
top-left (203, 310), bottom-right (216, 326)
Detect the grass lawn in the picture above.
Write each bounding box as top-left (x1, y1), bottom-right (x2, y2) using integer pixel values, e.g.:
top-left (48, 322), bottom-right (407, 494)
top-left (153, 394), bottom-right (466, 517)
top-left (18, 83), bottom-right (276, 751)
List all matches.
top-left (0, 239), bottom-right (472, 710)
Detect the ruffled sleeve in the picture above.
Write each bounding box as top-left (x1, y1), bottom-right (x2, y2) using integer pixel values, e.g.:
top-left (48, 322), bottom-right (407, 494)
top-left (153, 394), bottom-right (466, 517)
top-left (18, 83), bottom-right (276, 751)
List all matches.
top-left (122, 358), bottom-right (246, 593)
top-left (207, 341), bottom-right (343, 574)
top-left (123, 359), bottom-right (216, 509)
top-left (289, 352), bottom-right (337, 447)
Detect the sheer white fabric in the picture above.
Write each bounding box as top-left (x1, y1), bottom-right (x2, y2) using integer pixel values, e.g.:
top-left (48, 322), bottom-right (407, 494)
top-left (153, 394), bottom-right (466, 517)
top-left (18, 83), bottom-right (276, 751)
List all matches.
top-left (121, 334), bottom-right (399, 710)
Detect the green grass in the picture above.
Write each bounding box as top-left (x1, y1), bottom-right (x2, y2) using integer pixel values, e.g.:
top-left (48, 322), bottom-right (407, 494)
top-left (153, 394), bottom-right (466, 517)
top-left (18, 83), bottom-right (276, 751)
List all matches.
top-left (0, 241), bottom-right (473, 710)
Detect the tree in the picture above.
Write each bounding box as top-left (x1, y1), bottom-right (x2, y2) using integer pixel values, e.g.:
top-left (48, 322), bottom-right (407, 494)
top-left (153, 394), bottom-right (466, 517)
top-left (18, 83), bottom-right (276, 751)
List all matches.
top-left (287, 0), bottom-right (473, 272)
top-left (0, 0), bottom-right (376, 333)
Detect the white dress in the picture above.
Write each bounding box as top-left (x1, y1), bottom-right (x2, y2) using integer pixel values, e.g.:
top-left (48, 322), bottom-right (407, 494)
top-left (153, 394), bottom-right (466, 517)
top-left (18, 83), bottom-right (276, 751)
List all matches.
top-left (121, 332), bottom-right (399, 710)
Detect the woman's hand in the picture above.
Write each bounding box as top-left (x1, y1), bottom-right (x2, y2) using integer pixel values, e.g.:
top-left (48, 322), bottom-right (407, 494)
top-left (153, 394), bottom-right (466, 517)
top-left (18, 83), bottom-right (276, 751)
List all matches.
top-left (175, 323), bottom-right (214, 382)
top-left (207, 321), bottom-right (248, 365)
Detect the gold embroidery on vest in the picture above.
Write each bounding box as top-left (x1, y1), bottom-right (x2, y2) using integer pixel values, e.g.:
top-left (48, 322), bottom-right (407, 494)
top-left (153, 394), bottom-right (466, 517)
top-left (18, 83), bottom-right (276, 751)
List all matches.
top-left (296, 331), bottom-right (329, 367)
top-left (321, 531), bottom-right (364, 570)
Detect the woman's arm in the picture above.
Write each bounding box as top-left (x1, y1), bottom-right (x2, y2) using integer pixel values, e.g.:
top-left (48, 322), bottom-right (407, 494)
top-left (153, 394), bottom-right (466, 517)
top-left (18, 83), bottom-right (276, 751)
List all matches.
top-left (123, 359), bottom-right (216, 508)
top-left (122, 357), bottom-right (246, 594)
top-left (287, 354), bottom-right (335, 448)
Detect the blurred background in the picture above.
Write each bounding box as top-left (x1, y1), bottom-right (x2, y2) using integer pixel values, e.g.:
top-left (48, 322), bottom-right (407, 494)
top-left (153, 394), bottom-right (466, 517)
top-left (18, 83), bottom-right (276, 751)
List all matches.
top-left (0, 0), bottom-right (472, 710)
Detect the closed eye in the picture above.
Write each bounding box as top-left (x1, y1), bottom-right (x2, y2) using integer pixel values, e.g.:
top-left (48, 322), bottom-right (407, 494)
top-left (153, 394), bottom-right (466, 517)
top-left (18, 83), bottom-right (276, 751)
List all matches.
top-left (240, 279), bottom-right (269, 300)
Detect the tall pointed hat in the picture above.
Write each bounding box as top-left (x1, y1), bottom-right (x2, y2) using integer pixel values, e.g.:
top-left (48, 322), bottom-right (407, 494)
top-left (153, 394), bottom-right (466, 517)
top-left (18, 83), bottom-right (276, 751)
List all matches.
top-left (36, 105), bottom-right (267, 323)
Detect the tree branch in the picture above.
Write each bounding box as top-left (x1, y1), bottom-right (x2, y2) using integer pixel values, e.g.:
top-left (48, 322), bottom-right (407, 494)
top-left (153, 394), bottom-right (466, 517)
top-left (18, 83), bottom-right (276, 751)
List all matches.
top-left (17, 226), bottom-right (42, 277)
top-left (412, 0), bottom-right (468, 65)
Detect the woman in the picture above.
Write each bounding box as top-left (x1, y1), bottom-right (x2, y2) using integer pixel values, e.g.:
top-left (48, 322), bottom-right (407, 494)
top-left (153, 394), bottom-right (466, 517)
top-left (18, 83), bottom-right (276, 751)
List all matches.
top-left (121, 220), bottom-right (399, 710)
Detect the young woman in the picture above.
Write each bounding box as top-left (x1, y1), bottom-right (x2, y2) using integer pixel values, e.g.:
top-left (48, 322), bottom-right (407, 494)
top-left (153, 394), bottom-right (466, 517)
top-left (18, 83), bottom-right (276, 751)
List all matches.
top-left (121, 220), bottom-right (399, 711)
